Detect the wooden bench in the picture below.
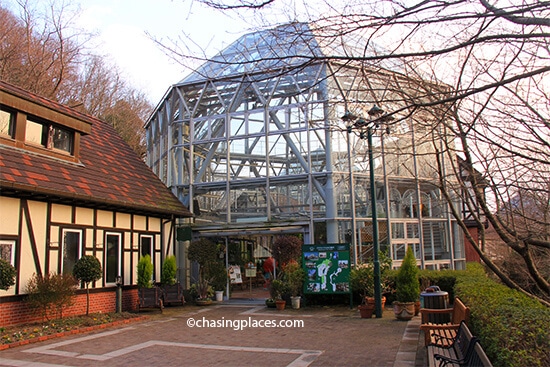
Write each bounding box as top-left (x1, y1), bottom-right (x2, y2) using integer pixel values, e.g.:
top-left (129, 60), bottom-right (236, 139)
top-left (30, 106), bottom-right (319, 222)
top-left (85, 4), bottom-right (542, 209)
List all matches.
top-left (427, 321), bottom-right (492, 367)
top-left (420, 297), bottom-right (470, 346)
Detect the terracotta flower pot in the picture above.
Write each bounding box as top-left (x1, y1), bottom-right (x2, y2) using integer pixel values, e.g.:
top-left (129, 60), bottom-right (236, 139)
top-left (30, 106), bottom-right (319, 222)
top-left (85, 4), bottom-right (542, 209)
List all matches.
top-left (365, 296), bottom-right (387, 309)
top-left (393, 301), bottom-right (415, 320)
top-left (275, 299), bottom-right (286, 310)
top-left (358, 304), bottom-right (375, 318)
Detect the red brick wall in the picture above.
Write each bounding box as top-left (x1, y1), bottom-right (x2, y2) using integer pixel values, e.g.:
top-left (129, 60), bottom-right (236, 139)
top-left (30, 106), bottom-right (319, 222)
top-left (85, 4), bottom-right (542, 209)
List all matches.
top-left (0, 287), bottom-right (139, 327)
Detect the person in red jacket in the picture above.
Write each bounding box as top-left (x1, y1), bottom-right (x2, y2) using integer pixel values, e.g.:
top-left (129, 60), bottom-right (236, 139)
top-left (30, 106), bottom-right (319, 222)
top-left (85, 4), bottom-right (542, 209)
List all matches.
top-left (262, 256), bottom-right (276, 288)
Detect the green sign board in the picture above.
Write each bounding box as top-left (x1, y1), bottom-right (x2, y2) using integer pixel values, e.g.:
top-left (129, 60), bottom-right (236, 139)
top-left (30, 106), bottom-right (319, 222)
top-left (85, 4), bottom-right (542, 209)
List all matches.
top-left (302, 243), bottom-right (350, 294)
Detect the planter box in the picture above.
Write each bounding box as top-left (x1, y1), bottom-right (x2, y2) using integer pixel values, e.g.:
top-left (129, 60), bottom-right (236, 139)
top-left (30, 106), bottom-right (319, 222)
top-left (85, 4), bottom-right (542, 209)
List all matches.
top-left (161, 283), bottom-right (185, 306)
top-left (138, 287), bottom-right (163, 312)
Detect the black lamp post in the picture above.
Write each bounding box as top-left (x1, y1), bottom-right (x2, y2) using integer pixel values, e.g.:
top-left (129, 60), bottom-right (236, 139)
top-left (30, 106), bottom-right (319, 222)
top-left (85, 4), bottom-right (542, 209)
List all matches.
top-left (342, 105), bottom-right (393, 318)
top-left (115, 275), bottom-right (123, 313)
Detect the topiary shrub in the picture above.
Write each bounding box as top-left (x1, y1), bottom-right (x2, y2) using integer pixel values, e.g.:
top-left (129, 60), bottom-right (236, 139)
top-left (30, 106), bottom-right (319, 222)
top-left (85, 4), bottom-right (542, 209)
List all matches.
top-left (161, 255), bottom-right (177, 285)
top-left (395, 246), bottom-right (420, 302)
top-left (73, 255), bottom-right (102, 316)
top-left (137, 255), bottom-right (153, 288)
top-left (0, 259), bottom-right (16, 291)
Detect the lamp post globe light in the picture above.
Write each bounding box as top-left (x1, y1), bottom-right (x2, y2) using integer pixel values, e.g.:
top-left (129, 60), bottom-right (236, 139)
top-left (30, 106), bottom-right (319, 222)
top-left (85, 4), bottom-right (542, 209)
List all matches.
top-left (342, 105), bottom-right (393, 318)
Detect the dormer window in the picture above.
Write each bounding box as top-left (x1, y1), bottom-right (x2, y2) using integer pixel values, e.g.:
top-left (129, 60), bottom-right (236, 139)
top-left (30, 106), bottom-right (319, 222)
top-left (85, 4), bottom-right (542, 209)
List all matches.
top-left (25, 118), bottom-right (74, 154)
top-left (1, 82), bottom-right (92, 163)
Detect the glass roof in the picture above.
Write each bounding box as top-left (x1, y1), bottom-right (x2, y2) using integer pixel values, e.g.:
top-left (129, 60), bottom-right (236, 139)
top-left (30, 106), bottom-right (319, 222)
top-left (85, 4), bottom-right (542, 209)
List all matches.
top-left (178, 22), bottom-right (398, 85)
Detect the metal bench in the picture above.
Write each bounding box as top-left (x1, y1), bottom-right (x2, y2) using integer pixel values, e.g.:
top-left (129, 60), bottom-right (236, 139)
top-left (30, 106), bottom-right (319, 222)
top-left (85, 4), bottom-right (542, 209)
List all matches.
top-left (420, 297), bottom-right (470, 346)
top-left (427, 321), bottom-right (492, 367)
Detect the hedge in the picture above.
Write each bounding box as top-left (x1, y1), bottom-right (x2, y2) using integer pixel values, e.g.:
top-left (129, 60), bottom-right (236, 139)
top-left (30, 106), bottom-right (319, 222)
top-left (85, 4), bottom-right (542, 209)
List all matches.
top-left (453, 263), bottom-right (550, 367)
top-left (384, 263), bottom-right (549, 366)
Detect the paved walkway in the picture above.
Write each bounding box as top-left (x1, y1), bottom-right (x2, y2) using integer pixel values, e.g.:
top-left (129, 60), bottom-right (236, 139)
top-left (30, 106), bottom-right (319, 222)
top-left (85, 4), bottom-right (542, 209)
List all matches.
top-left (0, 299), bottom-right (425, 367)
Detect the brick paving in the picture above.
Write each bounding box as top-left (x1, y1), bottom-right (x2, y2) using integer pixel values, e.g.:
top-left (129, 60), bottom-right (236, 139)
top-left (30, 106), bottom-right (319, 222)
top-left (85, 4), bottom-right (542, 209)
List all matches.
top-left (0, 298), bottom-right (426, 367)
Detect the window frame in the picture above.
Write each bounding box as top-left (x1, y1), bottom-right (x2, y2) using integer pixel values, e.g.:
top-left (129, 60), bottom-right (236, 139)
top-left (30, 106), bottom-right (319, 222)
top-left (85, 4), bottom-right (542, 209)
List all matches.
top-left (105, 232), bottom-right (122, 285)
top-left (61, 229), bottom-right (83, 274)
top-left (0, 106), bottom-right (15, 138)
top-left (139, 234), bottom-right (154, 259)
top-left (0, 239), bottom-right (16, 266)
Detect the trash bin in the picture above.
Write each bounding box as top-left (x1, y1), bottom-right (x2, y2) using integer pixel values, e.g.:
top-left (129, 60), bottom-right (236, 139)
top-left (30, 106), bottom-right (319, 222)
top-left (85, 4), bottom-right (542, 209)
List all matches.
top-left (420, 285), bottom-right (450, 323)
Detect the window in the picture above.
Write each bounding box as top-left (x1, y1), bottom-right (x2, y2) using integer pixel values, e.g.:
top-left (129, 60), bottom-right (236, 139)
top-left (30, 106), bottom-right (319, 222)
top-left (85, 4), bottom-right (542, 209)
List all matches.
top-left (105, 233), bottom-right (121, 284)
top-left (62, 229), bottom-right (82, 274)
top-left (140, 235), bottom-right (153, 259)
top-left (0, 107), bottom-right (14, 137)
top-left (0, 240), bottom-right (15, 266)
top-left (25, 118), bottom-right (74, 154)
top-left (51, 125), bottom-right (73, 152)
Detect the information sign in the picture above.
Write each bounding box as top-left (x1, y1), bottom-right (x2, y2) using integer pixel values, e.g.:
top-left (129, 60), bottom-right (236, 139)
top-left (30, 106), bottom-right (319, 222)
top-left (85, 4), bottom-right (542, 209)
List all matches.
top-left (302, 243), bottom-right (350, 294)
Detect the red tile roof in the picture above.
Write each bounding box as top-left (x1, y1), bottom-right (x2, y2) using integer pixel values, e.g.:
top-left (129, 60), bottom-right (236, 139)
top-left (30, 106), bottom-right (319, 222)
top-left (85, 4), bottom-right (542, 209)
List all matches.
top-left (0, 81), bottom-right (192, 218)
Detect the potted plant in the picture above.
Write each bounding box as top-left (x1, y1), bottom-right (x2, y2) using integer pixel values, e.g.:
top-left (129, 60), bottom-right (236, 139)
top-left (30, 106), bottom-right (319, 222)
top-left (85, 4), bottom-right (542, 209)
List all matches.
top-left (350, 263), bottom-right (376, 318)
top-left (209, 261), bottom-right (228, 302)
top-left (188, 238), bottom-right (222, 305)
top-left (160, 255), bottom-right (185, 306)
top-left (270, 279), bottom-right (288, 310)
top-left (393, 246), bottom-right (420, 320)
top-left (350, 251), bottom-right (392, 318)
top-left (137, 255), bottom-right (163, 311)
top-left (189, 278), bottom-right (214, 305)
top-left (283, 260), bottom-right (305, 309)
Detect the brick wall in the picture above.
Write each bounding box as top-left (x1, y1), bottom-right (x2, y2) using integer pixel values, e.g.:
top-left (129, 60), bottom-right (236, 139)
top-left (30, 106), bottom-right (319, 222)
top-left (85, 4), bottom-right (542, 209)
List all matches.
top-left (0, 287), bottom-right (139, 327)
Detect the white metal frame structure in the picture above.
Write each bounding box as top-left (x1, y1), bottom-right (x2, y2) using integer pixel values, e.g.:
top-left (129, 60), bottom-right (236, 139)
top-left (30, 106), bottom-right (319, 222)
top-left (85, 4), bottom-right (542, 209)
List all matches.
top-left (146, 22), bottom-right (465, 269)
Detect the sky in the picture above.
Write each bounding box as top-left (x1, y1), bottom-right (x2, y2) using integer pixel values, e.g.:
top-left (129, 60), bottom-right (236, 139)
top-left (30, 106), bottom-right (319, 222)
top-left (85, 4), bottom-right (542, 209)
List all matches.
top-left (3, 0), bottom-right (357, 104)
top-left (75, 0), bottom-right (256, 103)
top-left (3, 0), bottom-right (258, 103)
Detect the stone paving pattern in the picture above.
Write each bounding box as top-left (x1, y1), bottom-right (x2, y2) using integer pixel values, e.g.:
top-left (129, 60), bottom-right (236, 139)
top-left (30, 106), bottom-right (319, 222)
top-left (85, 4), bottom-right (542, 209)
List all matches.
top-left (0, 301), bottom-right (426, 367)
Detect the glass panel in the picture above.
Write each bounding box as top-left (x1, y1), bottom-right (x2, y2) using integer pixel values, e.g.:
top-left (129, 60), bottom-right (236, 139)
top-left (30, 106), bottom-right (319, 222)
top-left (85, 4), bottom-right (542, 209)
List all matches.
top-left (230, 186), bottom-right (268, 222)
top-left (140, 236), bottom-right (152, 258)
top-left (0, 109), bottom-right (13, 137)
top-left (62, 230), bottom-right (81, 274)
top-left (26, 119), bottom-right (44, 145)
top-left (0, 240), bottom-right (15, 265)
top-left (52, 126), bottom-right (73, 153)
top-left (105, 233), bottom-right (121, 283)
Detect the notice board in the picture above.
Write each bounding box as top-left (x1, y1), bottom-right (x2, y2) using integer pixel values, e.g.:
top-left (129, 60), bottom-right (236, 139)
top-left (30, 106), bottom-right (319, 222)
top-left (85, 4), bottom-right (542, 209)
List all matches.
top-left (302, 243), bottom-right (350, 294)
top-left (228, 265), bottom-right (242, 284)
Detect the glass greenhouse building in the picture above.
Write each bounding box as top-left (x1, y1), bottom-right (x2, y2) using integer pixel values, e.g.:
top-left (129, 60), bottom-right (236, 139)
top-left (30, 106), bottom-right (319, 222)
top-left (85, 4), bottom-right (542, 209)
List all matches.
top-left (145, 22), bottom-right (466, 270)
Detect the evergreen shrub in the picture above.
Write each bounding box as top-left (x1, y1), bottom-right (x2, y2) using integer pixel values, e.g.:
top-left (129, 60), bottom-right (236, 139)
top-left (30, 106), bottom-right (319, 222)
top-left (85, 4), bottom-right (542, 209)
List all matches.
top-left (137, 255), bottom-right (153, 288)
top-left (161, 255), bottom-right (177, 285)
top-left (395, 247), bottom-right (420, 302)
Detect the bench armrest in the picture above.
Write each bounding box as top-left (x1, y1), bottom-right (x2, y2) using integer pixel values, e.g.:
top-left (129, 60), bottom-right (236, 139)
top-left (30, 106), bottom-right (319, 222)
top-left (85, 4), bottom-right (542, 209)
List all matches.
top-left (420, 323), bottom-right (460, 331)
top-left (420, 307), bottom-right (453, 314)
